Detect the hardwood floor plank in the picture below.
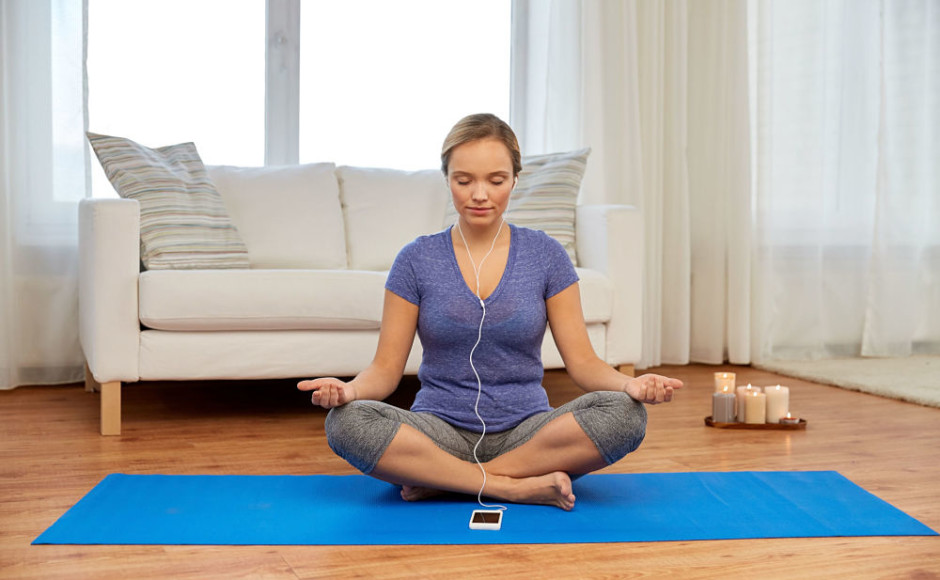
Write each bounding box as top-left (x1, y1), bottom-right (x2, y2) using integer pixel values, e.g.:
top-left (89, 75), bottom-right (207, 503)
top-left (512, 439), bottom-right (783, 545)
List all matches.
top-left (2, 365), bottom-right (938, 579)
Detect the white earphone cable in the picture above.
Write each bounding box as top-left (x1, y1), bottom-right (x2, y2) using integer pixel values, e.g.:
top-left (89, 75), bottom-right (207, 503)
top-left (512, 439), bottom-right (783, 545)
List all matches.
top-left (456, 217), bottom-right (508, 512)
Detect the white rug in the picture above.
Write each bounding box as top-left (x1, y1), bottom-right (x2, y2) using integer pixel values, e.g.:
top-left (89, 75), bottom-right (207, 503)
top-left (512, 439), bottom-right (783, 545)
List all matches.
top-left (754, 356), bottom-right (940, 408)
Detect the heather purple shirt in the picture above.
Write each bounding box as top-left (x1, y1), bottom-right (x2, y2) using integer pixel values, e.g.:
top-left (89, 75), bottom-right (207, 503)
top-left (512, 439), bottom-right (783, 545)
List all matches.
top-left (385, 224), bottom-right (579, 432)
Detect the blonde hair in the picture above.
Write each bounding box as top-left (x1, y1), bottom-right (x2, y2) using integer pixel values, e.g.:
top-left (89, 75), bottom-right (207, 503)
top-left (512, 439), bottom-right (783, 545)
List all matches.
top-left (440, 113), bottom-right (522, 177)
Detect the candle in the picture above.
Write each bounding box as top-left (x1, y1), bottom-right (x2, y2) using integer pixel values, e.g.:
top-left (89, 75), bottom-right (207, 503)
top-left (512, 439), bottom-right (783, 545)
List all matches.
top-left (764, 385), bottom-right (789, 423)
top-left (744, 390), bottom-right (767, 424)
top-left (713, 372), bottom-right (736, 393)
top-left (780, 412), bottom-right (800, 425)
top-left (712, 392), bottom-right (736, 423)
top-left (736, 384), bottom-right (760, 422)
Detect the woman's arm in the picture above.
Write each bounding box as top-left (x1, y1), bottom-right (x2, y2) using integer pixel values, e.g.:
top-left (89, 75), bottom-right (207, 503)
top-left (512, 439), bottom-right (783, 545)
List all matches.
top-left (298, 290), bottom-right (419, 408)
top-left (546, 283), bottom-right (682, 404)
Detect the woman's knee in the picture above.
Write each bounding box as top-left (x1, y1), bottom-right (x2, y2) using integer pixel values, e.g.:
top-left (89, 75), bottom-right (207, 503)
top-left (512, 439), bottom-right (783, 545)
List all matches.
top-left (324, 403), bottom-right (356, 450)
top-left (324, 403), bottom-right (357, 457)
top-left (574, 391), bottom-right (648, 464)
top-left (616, 391), bottom-right (648, 438)
top-left (324, 401), bottom-right (400, 473)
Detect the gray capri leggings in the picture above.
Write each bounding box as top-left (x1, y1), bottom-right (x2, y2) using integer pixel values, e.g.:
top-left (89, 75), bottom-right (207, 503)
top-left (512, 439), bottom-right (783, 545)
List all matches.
top-left (324, 391), bottom-right (647, 474)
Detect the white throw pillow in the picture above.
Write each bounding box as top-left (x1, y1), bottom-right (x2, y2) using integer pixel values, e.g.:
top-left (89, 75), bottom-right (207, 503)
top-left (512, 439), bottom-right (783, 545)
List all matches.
top-left (207, 164), bottom-right (347, 269)
top-left (338, 166), bottom-right (449, 270)
top-left (87, 132), bottom-right (250, 270)
top-left (444, 147), bottom-right (590, 265)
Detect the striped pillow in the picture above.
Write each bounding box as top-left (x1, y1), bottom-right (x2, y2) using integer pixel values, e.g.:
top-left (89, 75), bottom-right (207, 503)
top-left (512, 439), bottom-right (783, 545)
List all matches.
top-left (87, 133), bottom-right (249, 270)
top-left (444, 147), bottom-right (589, 265)
top-left (508, 148), bottom-right (590, 265)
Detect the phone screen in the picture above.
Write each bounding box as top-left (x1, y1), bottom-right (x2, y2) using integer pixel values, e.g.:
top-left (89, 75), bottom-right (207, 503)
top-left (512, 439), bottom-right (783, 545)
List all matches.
top-left (472, 511), bottom-right (502, 524)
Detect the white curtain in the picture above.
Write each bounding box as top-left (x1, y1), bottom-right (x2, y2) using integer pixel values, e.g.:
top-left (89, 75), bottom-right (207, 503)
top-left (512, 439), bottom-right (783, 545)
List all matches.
top-left (513, 0), bottom-right (938, 366)
top-left (686, 0), bottom-right (753, 366)
top-left (751, 0), bottom-right (940, 361)
top-left (511, 0), bottom-right (752, 369)
top-left (0, 0), bottom-right (88, 390)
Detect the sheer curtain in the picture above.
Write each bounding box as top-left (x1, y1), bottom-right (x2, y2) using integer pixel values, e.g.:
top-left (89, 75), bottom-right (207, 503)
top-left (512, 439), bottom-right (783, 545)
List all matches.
top-left (513, 0), bottom-right (937, 367)
top-left (751, 0), bottom-right (940, 361)
top-left (1, 0), bottom-right (88, 390)
top-left (511, 0), bottom-right (752, 369)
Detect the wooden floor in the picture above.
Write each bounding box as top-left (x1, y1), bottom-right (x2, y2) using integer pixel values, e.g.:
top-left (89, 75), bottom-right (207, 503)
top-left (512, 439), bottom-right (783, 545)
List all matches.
top-left (1, 364), bottom-right (938, 579)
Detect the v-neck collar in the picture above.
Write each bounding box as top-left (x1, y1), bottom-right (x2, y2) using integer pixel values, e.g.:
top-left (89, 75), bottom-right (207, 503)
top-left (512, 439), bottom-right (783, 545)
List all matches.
top-left (446, 223), bottom-right (516, 304)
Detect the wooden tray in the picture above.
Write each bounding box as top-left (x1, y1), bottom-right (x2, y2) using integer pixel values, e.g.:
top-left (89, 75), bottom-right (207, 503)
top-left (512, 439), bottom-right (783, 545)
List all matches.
top-left (705, 416), bottom-right (807, 430)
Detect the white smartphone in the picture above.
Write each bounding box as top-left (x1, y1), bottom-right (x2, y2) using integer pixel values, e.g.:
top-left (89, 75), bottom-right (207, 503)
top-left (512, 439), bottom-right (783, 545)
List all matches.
top-left (469, 509), bottom-right (503, 531)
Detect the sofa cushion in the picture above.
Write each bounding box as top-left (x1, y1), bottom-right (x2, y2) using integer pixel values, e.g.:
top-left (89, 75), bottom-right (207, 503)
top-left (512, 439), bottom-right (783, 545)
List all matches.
top-left (445, 148), bottom-right (590, 266)
top-left (139, 270), bottom-right (387, 331)
top-left (338, 166), bottom-right (449, 270)
top-left (138, 267), bottom-right (611, 332)
top-left (207, 164), bottom-right (346, 269)
top-left (87, 132), bottom-right (250, 270)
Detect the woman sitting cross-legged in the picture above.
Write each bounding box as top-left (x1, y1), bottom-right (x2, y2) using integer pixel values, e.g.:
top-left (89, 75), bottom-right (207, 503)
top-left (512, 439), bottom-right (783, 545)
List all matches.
top-left (298, 113), bottom-right (683, 511)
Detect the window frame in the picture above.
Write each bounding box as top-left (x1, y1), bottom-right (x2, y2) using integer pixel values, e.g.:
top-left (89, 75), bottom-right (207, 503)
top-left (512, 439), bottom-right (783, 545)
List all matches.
top-left (265, 0), bottom-right (300, 165)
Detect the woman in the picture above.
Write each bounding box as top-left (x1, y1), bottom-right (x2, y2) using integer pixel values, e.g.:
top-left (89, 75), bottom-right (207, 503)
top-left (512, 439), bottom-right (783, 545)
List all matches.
top-left (298, 114), bottom-right (682, 510)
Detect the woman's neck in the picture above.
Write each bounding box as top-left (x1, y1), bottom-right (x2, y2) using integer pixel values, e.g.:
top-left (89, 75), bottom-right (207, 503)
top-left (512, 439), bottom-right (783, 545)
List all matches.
top-left (454, 218), bottom-right (508, 253)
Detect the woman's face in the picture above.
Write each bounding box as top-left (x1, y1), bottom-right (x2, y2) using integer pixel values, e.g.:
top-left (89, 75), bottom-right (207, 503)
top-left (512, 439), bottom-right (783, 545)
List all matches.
top-left (447, 137), bottom-right (516, 229)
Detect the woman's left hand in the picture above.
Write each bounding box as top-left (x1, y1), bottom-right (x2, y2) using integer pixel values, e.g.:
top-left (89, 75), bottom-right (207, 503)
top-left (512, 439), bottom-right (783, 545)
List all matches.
top-left (624, 373), bottom-right (684, 404)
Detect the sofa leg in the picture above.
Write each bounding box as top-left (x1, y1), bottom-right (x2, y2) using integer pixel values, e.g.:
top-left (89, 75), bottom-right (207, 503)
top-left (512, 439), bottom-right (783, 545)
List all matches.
top-left (100, 381), bottom-right (122, 436)
top-left (617, 364), bottom-right (635, 377)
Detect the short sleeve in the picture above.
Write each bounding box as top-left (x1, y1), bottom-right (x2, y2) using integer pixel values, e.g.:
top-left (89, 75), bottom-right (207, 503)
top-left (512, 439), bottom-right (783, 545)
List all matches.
top-left (543, 233), bottom-right (579, 299)
top-left (385, 241), bottom-right (421, 305)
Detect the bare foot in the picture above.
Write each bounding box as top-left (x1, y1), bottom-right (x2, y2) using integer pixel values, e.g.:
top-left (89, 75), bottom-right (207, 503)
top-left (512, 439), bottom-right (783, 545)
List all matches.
top-left (400, 485), bottom-right (445, 502)
top-left (499, 471), bottom-right (576, 511)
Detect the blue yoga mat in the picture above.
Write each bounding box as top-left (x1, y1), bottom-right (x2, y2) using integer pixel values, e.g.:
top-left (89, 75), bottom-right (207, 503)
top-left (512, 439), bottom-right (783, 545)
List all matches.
top-left (33, 471), bottom-right (936, 545)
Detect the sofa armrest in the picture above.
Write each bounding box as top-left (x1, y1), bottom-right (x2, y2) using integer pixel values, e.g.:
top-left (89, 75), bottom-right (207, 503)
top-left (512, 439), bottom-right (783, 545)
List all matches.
top-left (79, 198), bottom-right (141, 383)
top-left (576, 204), bottom-right (643, 366)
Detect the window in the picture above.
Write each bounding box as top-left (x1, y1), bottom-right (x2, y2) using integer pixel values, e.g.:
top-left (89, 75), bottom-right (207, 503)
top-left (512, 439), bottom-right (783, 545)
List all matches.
top-left (13, 0), bottom-right (85, 232)
top-left (87, 0), bottom-right (510, 199)
top-left (87, 0), bottom-right (265, 196)
top-left (299, 0), bottom-right (510, 169)
top-left (750, 0), bottom-right (881, 246)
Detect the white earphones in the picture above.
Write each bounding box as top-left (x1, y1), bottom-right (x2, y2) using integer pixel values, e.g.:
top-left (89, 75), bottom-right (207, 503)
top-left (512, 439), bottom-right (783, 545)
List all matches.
top-left (455, 217), bottom-right (508, 513)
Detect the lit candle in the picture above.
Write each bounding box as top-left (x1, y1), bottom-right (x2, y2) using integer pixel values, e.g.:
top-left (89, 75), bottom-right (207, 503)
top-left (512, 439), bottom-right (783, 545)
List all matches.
top-left (713, 372), bottom-right (736, 393)
top-left (712, 392), bottom-right (736, 423)
top-left (735, 384), bottom-right (760, 422)
top-left (764, 385), bottom-right (789, 423)
top-left (780, 412), bottom-right (800, 425)
top-left (744, 390), bottom-right (767, 424)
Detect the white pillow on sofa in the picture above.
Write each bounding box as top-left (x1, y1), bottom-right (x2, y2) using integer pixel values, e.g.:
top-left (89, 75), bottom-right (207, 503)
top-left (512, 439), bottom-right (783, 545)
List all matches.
top-left (207, 163), bottom-right (347, 269)
top-left (338, 166), bottom-right (449, 270)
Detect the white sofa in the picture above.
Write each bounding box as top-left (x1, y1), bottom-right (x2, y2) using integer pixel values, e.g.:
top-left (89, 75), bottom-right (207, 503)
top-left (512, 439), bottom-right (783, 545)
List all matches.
top-left (79, 163), bottom-right (643, 435)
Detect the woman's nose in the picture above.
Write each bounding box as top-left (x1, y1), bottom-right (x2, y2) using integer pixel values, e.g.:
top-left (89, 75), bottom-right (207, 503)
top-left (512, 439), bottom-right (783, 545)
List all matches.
top-left (472, 183), bottom-right (488, 200)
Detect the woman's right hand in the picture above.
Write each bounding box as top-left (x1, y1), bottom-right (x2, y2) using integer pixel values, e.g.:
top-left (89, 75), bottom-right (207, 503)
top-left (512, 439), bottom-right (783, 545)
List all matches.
top-left (297, 377), bottom-right (358, 409)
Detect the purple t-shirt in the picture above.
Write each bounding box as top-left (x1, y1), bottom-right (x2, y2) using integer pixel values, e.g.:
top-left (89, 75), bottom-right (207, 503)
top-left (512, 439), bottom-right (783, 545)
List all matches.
top-left (385, 223), bottom-right (579, 432)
